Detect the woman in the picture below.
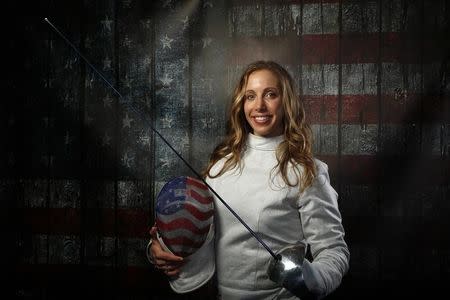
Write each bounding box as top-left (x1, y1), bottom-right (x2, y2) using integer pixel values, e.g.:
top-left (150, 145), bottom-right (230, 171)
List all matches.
top-left (148, 61), bottom-right (349, 299)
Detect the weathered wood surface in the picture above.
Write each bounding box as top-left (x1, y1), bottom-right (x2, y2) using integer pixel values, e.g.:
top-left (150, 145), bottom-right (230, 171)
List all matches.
top-left (4, 0), bottom-right (449, 298)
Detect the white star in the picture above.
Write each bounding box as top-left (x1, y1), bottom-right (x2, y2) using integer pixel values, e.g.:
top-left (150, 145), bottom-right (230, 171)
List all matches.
top-left (103, 94), bottom-right (114, 108)
top-left (123, 73), bottom-right (133, 89)
top-left (141, 19), bottom-right (152, 29)
top-left (201, 117), bottom-right (214, 129)
top-left (43, 76), bottom-right (54, 88)
top-left (139, 131), bottom-right (151, 147)
top-left (202, 37), bottom-right (212, 48)
top-left (160, 73), bottom-right (173, 87)
top-left (84, 36), bottom-right (92, 49)
top-left (161, 115), bottom-right (173, 128)
top-left (63, 93), bottom-right (72, 107)
top-left (85, 73), bottom-right (94, 89)
top-left (122, 113), bottom-right (133, 129)
top-left (103, 57), bottom-right (112, 70)
top-left (122, 0), bottom-right (132, 8)
top-left (8, 152), bottom-right (15, 166)
top-left (203, 1), bottom-right (213, 8)
top-left (122, 35), bottom-right (132, 48)
top-left (84, 112), bottom-right (94, 126)
top-left (64, 130), bottom-right (72, 146)
top-left (42, 117), bottom-right (53, 128)
top-left (180, 55), bottom-right (189, 69)
top-left (160, 155), bottom-right (170, 168)
top-left (179, 132), bottom-right (189, 149)
top-left (161, 34), bottom-right (174, 49)
top-left (142, 57), bottom-right (152, 66)
top-left (102, 132), bottom-right (111, 146)
top-left (64, 57), bottom-right (77, 70)
top-left (41, 154), bottom-right (55, 166)
top-left (101, 16), bottom-right (113, 33)
top-left (8, 116), bottom-right (14, 126)
top-left (122, 151), bottom-right (134, 168)
top-left (181, 16), bottom-right (189, 29)
top-left (45, 38), bottom-right (54, 51)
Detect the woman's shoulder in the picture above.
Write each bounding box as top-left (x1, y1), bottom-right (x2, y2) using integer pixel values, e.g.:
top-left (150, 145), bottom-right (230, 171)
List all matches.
top-left (313, 158), bottom-right (329, 175)
top-left (288, 157), bottom-right (328, 176)
top-left (207, 154), bottom-right (233, 178)
top-left (312, 158), bottom-right (332, 186)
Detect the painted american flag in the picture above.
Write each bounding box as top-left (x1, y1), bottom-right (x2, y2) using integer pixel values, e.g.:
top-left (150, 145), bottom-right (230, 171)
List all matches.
top-left (155, 176), bottom-right (214, 257)
top-left (15, 0), bottom-right (448, 297)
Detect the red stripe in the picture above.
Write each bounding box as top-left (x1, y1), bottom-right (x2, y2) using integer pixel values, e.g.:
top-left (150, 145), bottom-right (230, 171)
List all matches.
top-left (303, 95), bottom-right (338, 124)
top-left (18, 155), bottom-right (449, 237)
top-left (16, 264), bottom-right (166, 290)
top-left (304, 95), bottom-right (378, 124)
top-left (20, 208), bottom-right (150, 238)
top-left (162, 236), bottom-right (205, 248)
top-left (231, 33), bottom-right (445, 65)
top-left (189, 189), bottom-right (214, 205)
top-left (175, 251), bottom-right (194, 257)
top-left (183, 202), bottom-right (214, 221)
top-left (302, 34), bottom-right (339, 64)
top-left (186, 176), bottom-right (208, 190)
top-left (318, 155), bottom-right (450, 185)
top-left (304, 94), bottom-right (448, 125)
top-left (156, 218), bottom-right (211, 235)
top-left (231, 0), bottom-right (340, 4)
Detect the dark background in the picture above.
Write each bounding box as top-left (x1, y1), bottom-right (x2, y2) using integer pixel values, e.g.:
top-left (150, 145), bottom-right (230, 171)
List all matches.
top-left (3, 0), bottom-right (449, 299)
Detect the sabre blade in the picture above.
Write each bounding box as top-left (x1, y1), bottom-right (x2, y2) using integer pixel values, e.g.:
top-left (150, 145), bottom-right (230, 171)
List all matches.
top-left (44, 17), bottom-right (278, 259)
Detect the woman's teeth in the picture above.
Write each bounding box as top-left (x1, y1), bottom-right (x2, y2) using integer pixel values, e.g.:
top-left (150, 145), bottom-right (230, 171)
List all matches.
top-left (254, 116), bottom-right (270, 123)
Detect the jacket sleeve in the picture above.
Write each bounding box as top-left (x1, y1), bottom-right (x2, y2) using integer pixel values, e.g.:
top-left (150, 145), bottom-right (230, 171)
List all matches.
top-left (297, 160), bottom-right (350, 297)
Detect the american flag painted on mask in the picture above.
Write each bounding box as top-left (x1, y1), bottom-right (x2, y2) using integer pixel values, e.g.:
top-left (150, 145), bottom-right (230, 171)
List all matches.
top-left (155, 176), bottom-right (214, 257)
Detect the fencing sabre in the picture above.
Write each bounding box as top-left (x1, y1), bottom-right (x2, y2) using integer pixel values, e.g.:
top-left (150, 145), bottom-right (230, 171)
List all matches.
top-left (44, 17), bottom-right (314, 298)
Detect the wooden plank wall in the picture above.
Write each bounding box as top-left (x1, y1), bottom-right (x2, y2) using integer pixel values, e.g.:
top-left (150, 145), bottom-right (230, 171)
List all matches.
top-left (4, 0), bottom-right (449, 299)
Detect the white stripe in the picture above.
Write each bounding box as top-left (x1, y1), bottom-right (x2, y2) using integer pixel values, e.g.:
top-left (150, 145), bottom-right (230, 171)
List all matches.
top-left (342, 64), bottom-right (378, 95)
top-left (228, 2), bottom-right (415, 36)
top-left (302, 3), bottom-right (339, 34)
top-left (161, 228), bottom-right (211, 242)
top-left (302, 64), bottom-right (339, 95)
top-left (313, 124), bottom-right (378, 156)
top-left (341, 124), bottom-right (378, 155)
top-left (312, 124), bottom-right (338, 155)
top-left (158, 209), bottom-right (213, 228)
top-left (170, 244), bottom-right (201, 255)
top-left (304, 63), bottom-right (426, 96)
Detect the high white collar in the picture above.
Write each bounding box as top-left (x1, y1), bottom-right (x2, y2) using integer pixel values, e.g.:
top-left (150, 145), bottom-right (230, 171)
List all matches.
top-left (246, 133), bottom-right (284, 151)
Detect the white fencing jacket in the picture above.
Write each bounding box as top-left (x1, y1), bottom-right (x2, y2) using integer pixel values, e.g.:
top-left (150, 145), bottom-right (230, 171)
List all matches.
top-left (207, 134), bottom-right (349, 299)
top-left (149, 134), bottom-right (349, 299)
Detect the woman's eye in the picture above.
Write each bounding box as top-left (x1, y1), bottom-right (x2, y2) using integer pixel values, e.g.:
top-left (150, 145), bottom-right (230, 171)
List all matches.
top-left (265, 91), bottom-right (277, 98)
top-left (246, 94), bottom-right (255, 100)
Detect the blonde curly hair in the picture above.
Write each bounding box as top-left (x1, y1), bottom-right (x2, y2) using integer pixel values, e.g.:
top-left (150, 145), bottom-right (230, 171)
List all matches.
top-left (203, 61), bottom-right (316, 191)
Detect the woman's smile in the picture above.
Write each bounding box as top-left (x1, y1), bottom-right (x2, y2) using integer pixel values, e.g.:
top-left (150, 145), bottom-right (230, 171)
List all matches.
top-left (243, 69), bottom-right (284, 137)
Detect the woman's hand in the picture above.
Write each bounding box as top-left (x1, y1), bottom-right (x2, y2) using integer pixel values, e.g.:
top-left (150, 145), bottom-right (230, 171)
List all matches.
top-left (149, 226), bottom-right (184, 277)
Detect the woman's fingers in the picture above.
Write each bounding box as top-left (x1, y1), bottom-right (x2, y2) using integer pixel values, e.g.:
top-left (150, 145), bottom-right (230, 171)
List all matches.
top-left (149, 226), bottom-right (158, 238)
top-left (149, 231), bottom-right (184, 277)
top-left (155, 249), bottom-right (184, 262)
top-left (151, 237), bottom-right (184, 263)
top-left (156, 261), bottom-right (183, 271)
top-left (165, 269), bottom-right (180, 277)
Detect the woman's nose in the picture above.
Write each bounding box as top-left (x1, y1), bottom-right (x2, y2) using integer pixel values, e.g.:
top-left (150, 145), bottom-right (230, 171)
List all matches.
top-left (255, 96), bottom-right (266, 111)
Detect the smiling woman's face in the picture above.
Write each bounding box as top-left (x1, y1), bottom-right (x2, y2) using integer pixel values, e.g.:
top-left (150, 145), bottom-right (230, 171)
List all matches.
top-left (243, 69), bottom-right (284, 137)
